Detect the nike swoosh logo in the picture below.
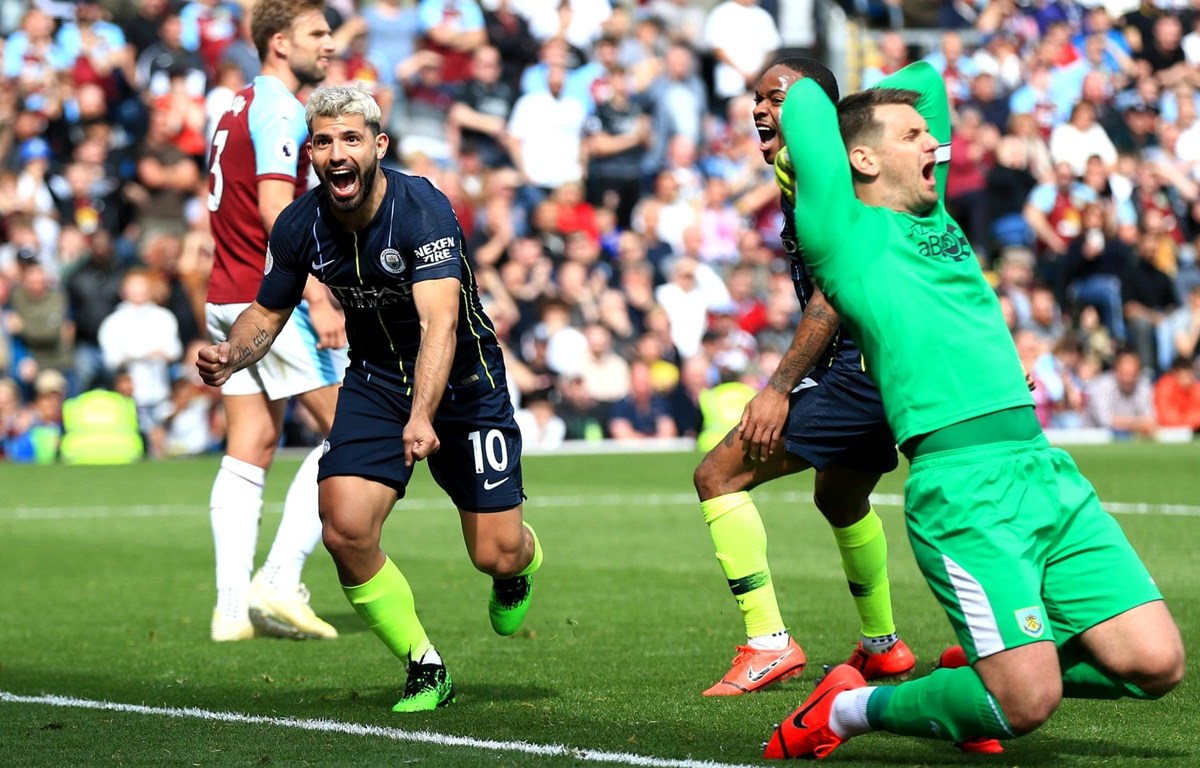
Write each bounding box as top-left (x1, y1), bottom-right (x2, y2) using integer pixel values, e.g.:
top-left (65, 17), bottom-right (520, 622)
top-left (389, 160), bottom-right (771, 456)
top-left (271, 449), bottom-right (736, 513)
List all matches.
top-left (483, 477), bottom-right (510, 491)
top-left (312, 258), bottom-right (335, 270)
top-left (747, 648), bottom-right (793, 682)
top-left (790, 684), bottom-right (839, 730)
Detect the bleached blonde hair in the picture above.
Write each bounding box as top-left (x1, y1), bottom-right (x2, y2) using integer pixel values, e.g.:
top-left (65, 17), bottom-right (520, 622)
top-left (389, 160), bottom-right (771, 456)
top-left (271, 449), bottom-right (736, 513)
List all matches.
top-left (304, 84), bottom-right (383, 135)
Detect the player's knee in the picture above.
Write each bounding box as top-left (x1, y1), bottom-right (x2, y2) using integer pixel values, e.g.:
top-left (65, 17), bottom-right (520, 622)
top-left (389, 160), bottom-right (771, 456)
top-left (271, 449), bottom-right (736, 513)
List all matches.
top-left (811, 489), bottom-right (868, 527)
top-left (693, 451), bottom-right (745, 501)
top-left (993, 678), bottom-right (1061, 735)
top-left (1129, 640), bottom-right (1186, 698)
top-left (470, 537), bottom-right (524, 578)
top-left (320, 507), bottom-right (376, 562)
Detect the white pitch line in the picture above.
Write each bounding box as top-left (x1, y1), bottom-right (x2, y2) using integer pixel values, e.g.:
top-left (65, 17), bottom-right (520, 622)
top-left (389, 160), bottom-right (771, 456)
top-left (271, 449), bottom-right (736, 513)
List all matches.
top-left (3, 491), bottom-right (1199, 520)
top-left (0, 691), bottom-right (758, 768)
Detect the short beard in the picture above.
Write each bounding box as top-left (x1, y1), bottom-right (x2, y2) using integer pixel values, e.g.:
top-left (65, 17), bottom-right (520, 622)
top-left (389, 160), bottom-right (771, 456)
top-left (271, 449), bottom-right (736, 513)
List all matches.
top-left (327, 160), bottom-right (378, 212)
top-left (291, 58), bottom-right (326, 87)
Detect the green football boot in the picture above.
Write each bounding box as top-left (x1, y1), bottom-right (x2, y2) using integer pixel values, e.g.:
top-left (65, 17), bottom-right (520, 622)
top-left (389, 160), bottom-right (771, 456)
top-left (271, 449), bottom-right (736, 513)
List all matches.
top-left (392, 658), bottom-right (456, 713)
top-left (488, 575), bottom-right (533, 636)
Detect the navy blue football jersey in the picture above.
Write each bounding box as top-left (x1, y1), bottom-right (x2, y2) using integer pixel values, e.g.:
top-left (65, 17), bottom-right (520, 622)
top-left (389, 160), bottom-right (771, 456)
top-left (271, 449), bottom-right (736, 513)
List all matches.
top-left (780, 198), bottom-right (865, 373)
top-left (259, 167), bottom-right (504, 395)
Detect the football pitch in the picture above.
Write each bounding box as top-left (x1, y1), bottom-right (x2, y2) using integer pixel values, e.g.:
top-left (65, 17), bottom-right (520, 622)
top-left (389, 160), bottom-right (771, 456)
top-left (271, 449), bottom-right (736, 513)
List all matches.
top-left (1, 444), bottom-right (1197, 767)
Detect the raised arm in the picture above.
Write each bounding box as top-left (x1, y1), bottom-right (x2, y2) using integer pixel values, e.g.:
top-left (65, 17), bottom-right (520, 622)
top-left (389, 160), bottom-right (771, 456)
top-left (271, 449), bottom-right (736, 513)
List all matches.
top-left (874, 61), bottom-right (952, 201)
top-left (776, 78), bottom-right (860, 262)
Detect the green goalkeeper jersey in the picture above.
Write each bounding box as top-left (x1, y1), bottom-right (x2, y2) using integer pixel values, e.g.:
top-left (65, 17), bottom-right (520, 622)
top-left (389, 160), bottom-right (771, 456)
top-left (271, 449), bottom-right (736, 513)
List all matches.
top-left (778, 62), bottom-right (1033, 446)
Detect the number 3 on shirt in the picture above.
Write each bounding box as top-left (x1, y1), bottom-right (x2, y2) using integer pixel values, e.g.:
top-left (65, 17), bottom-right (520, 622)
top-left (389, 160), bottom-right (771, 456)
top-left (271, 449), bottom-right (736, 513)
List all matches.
top-left (207, 129), bottom-right (229, 212)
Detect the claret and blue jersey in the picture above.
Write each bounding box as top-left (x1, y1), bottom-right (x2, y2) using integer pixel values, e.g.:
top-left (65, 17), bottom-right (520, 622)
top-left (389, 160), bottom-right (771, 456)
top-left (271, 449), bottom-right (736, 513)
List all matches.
top-left (258, 167), bottom-right (504, 396)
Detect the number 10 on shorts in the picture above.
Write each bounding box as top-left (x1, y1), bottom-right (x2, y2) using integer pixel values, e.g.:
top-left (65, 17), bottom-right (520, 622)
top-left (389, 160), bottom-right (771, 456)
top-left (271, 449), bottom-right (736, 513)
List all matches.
top-left (468, 429), bottom-right (509, 474)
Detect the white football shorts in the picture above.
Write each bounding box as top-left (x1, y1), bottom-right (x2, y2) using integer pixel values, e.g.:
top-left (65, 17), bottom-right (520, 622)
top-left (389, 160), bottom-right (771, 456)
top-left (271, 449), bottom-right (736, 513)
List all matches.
top-left (205, 301), bottom-right (348, 400)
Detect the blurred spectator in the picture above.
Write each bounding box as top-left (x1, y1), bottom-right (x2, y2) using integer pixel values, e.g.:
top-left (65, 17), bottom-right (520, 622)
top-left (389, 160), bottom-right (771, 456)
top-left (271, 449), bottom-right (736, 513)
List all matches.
top-left (607, 358), bottom-right (677, 440)
top-left (1154, 355), bottom-right (1200, 431)
top-left (923, 30), bottom-right (980, 107)
top-left (397, 53), bottom-right (456, 163)
top-left (947, 106), bottom-right (997, 260)
top-left (862, 30), bottom-right (910, 90)
top-left (447, 46), bottom-right (516, 168)
top-left (584, 64), bottom-right (651, 229)
top-left (517, 0), bottom-right (612, 52)
top-left (1023, 283), bottom-right (1067, 346)
top-left (668, 351), bottom-right (706, 439)
top-left (138, 233), bottom-right (203, 347)
top-left (1166, 283), bottom-right (1200, 364)
top-left (418, 0), bottom-right (487, 85)
top-left (0, 377), bottom-right (20, 458)
top-left (161, 339), bottom-right (223, 456)
top-left (1015, 327), bottom-right (1067, 428)
top-left (1135, 14), bottom-right (1194, 89)
top-left (644, 0), bottom-right (706, 52)
top-left (97, 269), bottom-right (182, 455)
top-left (997, 245), bottom-right (1036, 325)
top-left (988, 137), bottom-right (1039, 251)
top-left (59, 378), bottom-right (145, 464)
top-left (1025, 161), bottom-right (1093, 261)
top-left (644, 43), bottom-right (707, 177)
top-left (3, 8), bottom-right (69, 112)
top-left (137, 11), bottom-right (207, 100)
top-left (514, 387), bottom-right (566, 450)
top-left (133, 107), bottom-right (201, 242)
top-left (121, 0), bottom-right (171, 57)
top-left (4, 257), bottom-right (74, 394)
top-left (557, 371), bottom-right (604, 441)
top-left (577, 321), bottom-right (630, 407)
top-left (5, 367), bottom-right (67, 463)
top-left (1086, 347), bottom-right (1157, 439)
top-left (506, 63), bottom-right (587, 208)
top-left (50, 160), bottom-right (126, 238)
top-left (483, 0), bottom-right (540, 92)
top-left (180, 0), bottom-right (243, 78)
top-left (1050, 102), bottom-right (1118, 176)
top-left (66, 230), bottom-right (126, 392)
top-left (703, 0), bottom-right (780, 112)
top-left (1061, 202), bottom-right (1133, 342)
top-left (1123, 229), bottom-right (1179, 373)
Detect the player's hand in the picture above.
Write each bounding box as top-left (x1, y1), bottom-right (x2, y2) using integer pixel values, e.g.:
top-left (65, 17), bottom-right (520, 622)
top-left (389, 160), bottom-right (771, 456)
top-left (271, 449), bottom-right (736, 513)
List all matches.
top-left (774, 148), bottom-right (796, 206)
top-left (403, 414), bottom-right (440, 467)
top-left (309, 299), bottom-right (346, 350)
top-left (196, 342), bottom-right (235, 387)
top-left (737, 388), bottom-right (789, 463)
top-left (1024, 366), bottom-right (1037, 392)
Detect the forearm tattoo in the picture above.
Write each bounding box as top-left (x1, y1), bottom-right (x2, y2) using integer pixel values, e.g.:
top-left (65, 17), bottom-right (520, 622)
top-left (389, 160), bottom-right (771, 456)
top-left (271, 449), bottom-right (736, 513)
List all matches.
top-left (767, 301), bottom-right (840, 395)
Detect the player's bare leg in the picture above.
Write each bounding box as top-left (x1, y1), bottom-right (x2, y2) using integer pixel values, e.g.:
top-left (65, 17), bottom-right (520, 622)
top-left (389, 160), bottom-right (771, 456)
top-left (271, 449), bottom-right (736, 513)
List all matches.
top-left (323, 475), bottom-right (453, 711)
top-left (695, 430), bottom-right (811, 695)
top-left (209, 394), bottom-right (285, 641)
top-left (461, 506), bottom-right (542, 636)
top-left (815, 465), bottom-right (915, 679)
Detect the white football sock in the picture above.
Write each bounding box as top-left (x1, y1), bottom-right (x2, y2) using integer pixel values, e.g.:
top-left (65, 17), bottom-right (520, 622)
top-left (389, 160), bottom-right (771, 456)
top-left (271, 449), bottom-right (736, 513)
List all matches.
top-left (211, 455), bottom-right (265, 619)
top-left (261, 445), bottom-right (323, 590)
top-left (829, 686), bottom-right (876, 738)
top-left (748, 629), bottom-right (790, 651)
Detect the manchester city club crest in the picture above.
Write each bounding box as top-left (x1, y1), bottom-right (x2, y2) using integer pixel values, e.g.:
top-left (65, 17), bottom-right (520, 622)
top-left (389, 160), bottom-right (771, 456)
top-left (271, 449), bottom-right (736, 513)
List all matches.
top-left (1015, 606), bottom-right (1045, 638)
top-left (380, 247), bottom-right (405, 274)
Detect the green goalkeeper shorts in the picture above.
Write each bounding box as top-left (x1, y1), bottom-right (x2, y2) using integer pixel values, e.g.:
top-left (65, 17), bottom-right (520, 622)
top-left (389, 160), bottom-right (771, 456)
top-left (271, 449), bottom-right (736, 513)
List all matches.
top-left (904, 434), bottom-right (1162, 662)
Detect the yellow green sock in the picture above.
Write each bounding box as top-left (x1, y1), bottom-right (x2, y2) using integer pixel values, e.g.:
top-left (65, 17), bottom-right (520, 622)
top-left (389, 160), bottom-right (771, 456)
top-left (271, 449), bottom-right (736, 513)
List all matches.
top-left (830, 507), bottom-right (895, 639)
top-left (516, 521), bottom-right (542, 577)
top-left (701, 491), bottom-right (785, 638)
top-left (343, 556), bottom-right (430, 662)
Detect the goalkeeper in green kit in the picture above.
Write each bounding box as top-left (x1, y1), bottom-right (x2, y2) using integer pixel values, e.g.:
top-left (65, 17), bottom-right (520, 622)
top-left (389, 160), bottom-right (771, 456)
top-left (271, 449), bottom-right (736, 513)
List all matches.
top-left (762, 61), bottom-right (1185, 760)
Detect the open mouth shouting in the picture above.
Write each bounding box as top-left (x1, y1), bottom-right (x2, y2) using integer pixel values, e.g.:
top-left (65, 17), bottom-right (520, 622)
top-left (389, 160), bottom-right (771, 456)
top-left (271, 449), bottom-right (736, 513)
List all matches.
top-left (921, 159), bottom-right (936, 187)
top-left (327, 166), bottom-right (361, 204)
top-left (756, 123), bottom-right (778, 154)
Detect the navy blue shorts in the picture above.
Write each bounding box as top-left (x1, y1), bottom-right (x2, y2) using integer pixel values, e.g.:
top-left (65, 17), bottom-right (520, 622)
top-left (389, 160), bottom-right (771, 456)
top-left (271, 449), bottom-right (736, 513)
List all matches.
top-left (319, 368), bottom-right (525, 512)
top-left (784, 365), bottom-right (898, 475)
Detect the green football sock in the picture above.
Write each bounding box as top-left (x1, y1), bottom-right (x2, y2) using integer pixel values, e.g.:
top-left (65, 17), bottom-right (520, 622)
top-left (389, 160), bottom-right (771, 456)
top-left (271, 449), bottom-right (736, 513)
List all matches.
top-left (830, 507), bottom-right (895, 639)
top-left (516, 521), bottom-right (542, 577)
top-left (1059, 642), bottom-right (1154, 700)
top-left (343, 556), bottom-right (431, 662)
top-left (868, 667), bottom-right (1014, 741)
top-left (701, 492), bottom-right (785, 638)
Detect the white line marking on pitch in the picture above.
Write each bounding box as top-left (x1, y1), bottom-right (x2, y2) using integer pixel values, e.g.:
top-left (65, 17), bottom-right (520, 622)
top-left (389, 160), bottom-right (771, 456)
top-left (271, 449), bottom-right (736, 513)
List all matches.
top-left (0, 691), bottom-right (757, 768)
top-left (3, 492), bottom-right (1199, 520)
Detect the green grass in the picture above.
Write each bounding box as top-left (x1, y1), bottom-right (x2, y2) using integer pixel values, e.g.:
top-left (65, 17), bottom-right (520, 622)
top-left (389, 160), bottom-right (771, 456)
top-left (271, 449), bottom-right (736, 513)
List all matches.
top-left (1, 444), bottom-right (1197, 767)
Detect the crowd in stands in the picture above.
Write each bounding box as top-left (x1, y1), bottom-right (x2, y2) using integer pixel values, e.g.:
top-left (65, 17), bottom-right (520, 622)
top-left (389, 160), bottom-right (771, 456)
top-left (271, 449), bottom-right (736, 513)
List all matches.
top-left (3, 0), bottom-right (1200, 463)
